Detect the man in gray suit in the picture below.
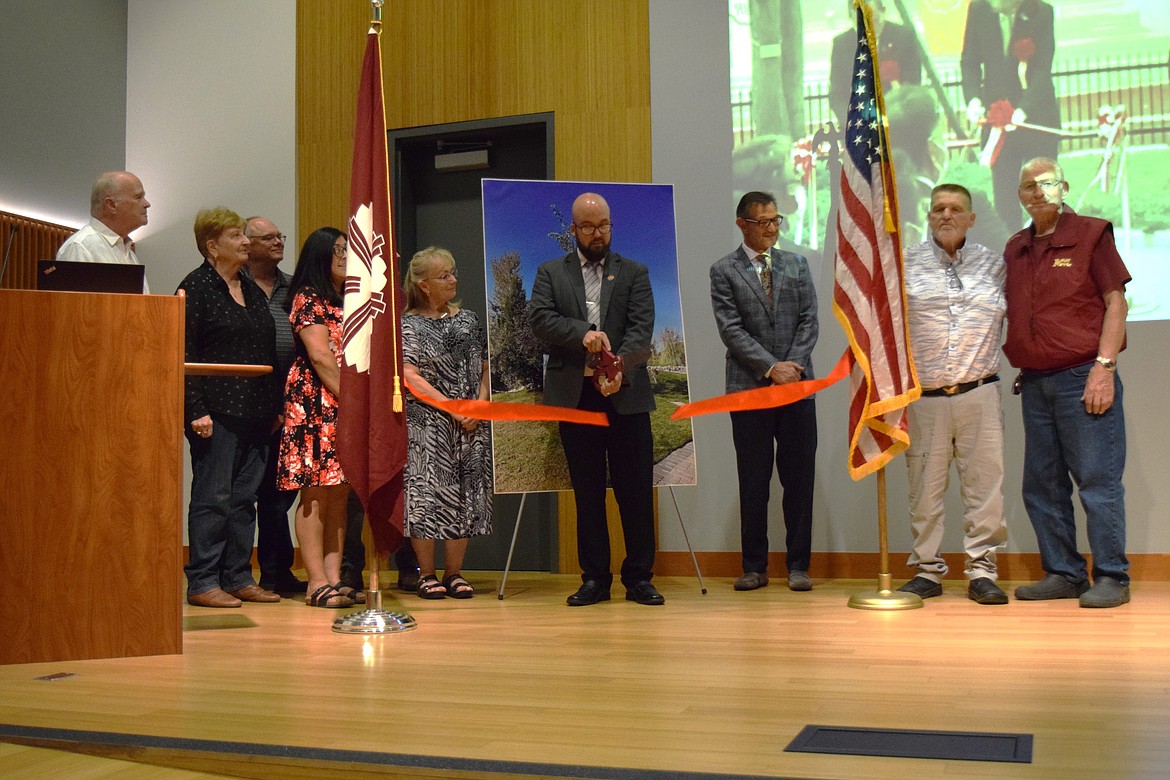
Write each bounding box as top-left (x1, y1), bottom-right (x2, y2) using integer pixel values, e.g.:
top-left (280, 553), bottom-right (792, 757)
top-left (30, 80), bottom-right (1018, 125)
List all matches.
top-left (530, 192), bottom-right (662, 607)
top-left (710, 191), bottom-right (819, 592)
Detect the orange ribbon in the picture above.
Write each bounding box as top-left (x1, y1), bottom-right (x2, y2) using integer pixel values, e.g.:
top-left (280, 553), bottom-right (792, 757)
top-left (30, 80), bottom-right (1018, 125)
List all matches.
top-left (671, 348), bottom-right (852, 420)
top-left (403, 378), bottom-right (609, 426)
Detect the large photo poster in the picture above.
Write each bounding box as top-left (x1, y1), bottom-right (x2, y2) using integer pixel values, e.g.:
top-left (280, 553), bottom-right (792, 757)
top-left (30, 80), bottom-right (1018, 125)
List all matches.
top-left (481, 179), bottom-right (696, 494)
top-left (729, 0), bottom-right (1170, 319)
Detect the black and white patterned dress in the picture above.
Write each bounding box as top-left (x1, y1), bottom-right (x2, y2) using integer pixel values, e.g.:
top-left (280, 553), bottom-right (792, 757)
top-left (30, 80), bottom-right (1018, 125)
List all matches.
top-left (402, 309), bottom-right (493, 540)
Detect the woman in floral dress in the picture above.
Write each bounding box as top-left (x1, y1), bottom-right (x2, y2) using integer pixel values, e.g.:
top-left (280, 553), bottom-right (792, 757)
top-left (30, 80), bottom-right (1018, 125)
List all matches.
top-left (276, 227), bottom-right (356, 608)
top-left (402, 247), bottom-right (493, 599)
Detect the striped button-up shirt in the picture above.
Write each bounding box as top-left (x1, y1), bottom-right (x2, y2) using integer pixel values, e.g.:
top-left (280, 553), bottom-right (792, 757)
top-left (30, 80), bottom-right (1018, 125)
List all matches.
top-left (904, 237), bottom-right (1005, 389)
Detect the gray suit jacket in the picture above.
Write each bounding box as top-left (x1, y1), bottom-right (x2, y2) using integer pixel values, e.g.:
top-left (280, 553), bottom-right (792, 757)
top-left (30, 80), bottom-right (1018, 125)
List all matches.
top-left (530, 249), bottom-right (655, 414)
top-left (710, 245), bottom-right (818, 392)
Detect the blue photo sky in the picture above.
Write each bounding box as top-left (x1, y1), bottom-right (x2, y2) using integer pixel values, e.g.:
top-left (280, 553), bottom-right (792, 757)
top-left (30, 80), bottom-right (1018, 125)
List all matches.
top-left (481, 179), bottom-right (684, 337)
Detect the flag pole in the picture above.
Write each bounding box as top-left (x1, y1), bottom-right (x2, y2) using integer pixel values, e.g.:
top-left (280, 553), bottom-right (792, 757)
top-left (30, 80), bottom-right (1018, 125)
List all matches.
top-left (848, 467), bottom-right (921, 609)
top-left (332, 0), bottom-right (415, 633)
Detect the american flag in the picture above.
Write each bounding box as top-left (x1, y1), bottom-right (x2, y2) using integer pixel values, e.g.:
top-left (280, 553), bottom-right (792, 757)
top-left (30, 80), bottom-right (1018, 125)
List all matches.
top-left (337, 23), bottom-right (408, 555)
top-left (832, 1), bottom-right (919, 480)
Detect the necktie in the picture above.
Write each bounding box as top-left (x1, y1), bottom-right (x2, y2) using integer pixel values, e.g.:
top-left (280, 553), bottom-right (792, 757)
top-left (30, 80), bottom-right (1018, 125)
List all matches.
top-left (584, 261), bottom-right (602, 327)
top-left (756, 254), bottom-right (773, 306)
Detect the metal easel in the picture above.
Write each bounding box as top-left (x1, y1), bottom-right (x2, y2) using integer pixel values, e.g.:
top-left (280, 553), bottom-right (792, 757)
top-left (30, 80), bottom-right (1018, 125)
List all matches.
top-left (497, 487), bottom-right (707, 599)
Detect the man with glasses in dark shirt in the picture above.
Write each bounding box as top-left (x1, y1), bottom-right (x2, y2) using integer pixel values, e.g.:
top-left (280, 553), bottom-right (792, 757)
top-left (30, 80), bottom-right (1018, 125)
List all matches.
top-left (241, 217), bottom-right (306, 595)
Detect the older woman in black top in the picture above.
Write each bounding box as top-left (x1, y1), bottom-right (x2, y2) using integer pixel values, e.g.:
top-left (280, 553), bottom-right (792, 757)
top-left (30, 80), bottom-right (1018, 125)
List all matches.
top-left (179, 207), bottom-right (282, 608)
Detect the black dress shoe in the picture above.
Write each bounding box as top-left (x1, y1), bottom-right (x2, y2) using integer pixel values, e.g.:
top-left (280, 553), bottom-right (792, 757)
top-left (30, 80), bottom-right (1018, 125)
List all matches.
top-left (896, 576), bottom-right (943, 598)
top-left (967, 577), bottom-right (1008, 605)
top-left (625, 581), bottom-right (665, 606)
top-left (567, 580), bottom-right (611, 606)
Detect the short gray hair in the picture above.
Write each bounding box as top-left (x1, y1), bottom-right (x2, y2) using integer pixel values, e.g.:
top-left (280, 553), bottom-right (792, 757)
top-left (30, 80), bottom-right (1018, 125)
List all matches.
top-left (1020, 157), bottom-right (1064, 181)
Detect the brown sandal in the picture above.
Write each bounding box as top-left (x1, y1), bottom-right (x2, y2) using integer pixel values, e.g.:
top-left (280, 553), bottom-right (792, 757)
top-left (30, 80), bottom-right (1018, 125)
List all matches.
top-left (335, 583), bottom-right (366, 604)
top-left (306, 584), bottom-right (354, 608)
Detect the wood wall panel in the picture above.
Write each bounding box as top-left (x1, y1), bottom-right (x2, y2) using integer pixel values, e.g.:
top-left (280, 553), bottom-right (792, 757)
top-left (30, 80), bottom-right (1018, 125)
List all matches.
top-left (295, 1), bottom-right (367, 244)
top-left (296, 0), bottom-right (651, 237)
top-left (0, 211), bottom-right (75, 291)
top-left (297, 0), bottom-right (652, 574)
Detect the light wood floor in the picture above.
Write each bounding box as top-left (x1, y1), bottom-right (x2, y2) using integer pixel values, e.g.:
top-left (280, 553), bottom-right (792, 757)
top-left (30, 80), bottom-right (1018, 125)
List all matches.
top-left (2, 573), bottom-right (1169, 779)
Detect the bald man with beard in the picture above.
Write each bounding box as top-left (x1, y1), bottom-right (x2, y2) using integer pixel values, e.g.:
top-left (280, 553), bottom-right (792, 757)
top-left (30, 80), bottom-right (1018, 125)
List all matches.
top-left (529, 192), bottom-right (663, 607)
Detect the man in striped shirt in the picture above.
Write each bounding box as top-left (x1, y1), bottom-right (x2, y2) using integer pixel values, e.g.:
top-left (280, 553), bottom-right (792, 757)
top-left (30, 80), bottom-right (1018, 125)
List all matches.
top-left (897, 183), bottom-right (1009, 605)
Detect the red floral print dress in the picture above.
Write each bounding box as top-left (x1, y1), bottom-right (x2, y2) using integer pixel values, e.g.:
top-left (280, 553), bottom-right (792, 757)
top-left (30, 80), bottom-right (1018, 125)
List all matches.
top-left (276, 290), bottom-right (346, 489)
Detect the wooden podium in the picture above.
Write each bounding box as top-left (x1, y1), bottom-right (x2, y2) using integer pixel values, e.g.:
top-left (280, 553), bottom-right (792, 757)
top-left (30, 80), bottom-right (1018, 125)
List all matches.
top-left (0, 289), bottom-right (184, 664)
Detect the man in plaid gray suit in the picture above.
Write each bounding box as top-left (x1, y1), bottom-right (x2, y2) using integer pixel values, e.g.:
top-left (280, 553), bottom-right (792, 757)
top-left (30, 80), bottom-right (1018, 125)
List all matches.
top-left (710, 191), bottom-right (819, 592)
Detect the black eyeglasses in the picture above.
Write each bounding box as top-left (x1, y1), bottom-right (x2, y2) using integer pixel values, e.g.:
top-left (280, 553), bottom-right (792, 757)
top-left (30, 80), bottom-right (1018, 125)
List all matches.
top-left (251, 233), bottom-right (286, 243)
top-left (743, 216), bottom-right (783, 228)
top-left (332, 244), bottom-right (348, 258)
top-left (575, 223), bottom-right (613, 236)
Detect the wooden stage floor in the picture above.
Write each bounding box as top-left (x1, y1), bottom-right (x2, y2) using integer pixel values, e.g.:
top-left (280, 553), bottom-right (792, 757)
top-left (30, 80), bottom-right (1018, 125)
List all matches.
top-left (2, 573), bottom-right (1169, 779)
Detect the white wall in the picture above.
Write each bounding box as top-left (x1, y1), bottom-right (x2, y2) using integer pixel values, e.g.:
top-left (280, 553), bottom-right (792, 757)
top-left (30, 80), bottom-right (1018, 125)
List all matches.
top-left (648, 0), bottom-right (1170, 560)
top-left (126, 0), bottom-right (297, 541)
top-left (126, 0), bottom-right (297, 296)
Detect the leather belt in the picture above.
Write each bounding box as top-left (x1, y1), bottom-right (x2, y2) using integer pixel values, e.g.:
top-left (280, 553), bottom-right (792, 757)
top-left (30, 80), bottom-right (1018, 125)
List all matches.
top-left (921, 374), bottom-right (999, 397)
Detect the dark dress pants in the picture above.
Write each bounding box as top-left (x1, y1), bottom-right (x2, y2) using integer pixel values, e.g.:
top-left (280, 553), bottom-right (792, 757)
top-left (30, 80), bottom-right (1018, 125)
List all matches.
top-left (558, 380), bottom-right (655, 589)
top-left (255, 428), bottom-right (298, 584)
top-left (185, 414), bottom-right (269, 596)
top-left (730, 397), bottom-right (817, 575)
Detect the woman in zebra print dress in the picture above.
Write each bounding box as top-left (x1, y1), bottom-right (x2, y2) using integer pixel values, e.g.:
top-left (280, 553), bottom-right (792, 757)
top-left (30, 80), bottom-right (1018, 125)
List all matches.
top-left (402, 247), bottom-right (492, 599)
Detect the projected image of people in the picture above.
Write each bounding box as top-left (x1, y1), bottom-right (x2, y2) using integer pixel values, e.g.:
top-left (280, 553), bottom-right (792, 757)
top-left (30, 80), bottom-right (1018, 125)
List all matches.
top-left (728, 0), bottom-right (1169, 319)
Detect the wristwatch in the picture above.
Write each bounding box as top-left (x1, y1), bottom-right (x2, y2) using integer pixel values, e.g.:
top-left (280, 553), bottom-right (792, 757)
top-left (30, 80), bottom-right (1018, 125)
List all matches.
top-left (1095, 355), bottom-right (1117, 372)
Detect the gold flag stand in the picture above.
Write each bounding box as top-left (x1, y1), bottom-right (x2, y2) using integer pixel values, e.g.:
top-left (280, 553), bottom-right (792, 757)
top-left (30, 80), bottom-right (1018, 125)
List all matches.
top-left (848, 468), bottom-right (923, 610)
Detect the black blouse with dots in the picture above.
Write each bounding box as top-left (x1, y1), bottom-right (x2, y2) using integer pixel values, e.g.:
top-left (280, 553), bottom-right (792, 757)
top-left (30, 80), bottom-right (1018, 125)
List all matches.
top-left (178, 260), bottom-right (280, 425)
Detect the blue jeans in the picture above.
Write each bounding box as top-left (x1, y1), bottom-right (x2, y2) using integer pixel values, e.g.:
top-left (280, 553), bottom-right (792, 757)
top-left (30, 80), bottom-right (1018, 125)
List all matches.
top-left (1020, 364), bottom-right (1127, 584)
top-left (185, 414), bottom-right (270, 596)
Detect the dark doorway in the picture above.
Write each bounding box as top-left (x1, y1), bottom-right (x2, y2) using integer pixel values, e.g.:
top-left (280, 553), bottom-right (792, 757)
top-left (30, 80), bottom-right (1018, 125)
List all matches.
top-left (389, 113), bottom-right (557, 573)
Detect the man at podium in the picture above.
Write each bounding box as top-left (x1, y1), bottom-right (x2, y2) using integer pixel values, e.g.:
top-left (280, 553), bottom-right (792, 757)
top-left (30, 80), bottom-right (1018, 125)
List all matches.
top-left (56, 170), bottom-right (151, 293)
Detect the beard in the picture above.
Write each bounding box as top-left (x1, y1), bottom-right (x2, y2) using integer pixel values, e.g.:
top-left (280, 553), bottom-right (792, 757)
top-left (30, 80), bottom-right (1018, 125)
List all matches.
top-left (578, 237), bottom-right (609, 264)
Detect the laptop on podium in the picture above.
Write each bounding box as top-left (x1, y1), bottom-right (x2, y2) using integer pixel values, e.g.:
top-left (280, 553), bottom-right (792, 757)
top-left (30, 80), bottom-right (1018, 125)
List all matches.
top-left (36, 260), bottom-right (146, 294)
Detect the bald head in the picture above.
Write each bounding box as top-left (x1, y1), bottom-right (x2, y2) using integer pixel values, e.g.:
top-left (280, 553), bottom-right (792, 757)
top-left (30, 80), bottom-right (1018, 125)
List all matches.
top-left (90, 171), bottom-right (149, 240)
top-left (571, 192), bottom-right (610, 222)
top-left (570, 192), bottom-right (613, 263)
top-left (245, 216), bottom-right (285, 267)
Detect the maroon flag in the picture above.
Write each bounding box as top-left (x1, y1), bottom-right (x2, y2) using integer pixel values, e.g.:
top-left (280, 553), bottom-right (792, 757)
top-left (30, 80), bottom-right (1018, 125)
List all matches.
top-left (831, 1), bottom-right (920, 480)
top-left (338, 25), bottom-right (407, 555)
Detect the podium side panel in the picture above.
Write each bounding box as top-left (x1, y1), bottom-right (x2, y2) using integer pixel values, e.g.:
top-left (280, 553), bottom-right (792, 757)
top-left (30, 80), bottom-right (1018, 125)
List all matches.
top-left (0, 290), bottom-right (184, 664)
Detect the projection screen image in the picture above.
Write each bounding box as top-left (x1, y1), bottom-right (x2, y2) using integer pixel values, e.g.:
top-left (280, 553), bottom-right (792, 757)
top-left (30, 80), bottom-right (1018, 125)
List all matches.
top-left (729, 0), bottom-right (1170, 320)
